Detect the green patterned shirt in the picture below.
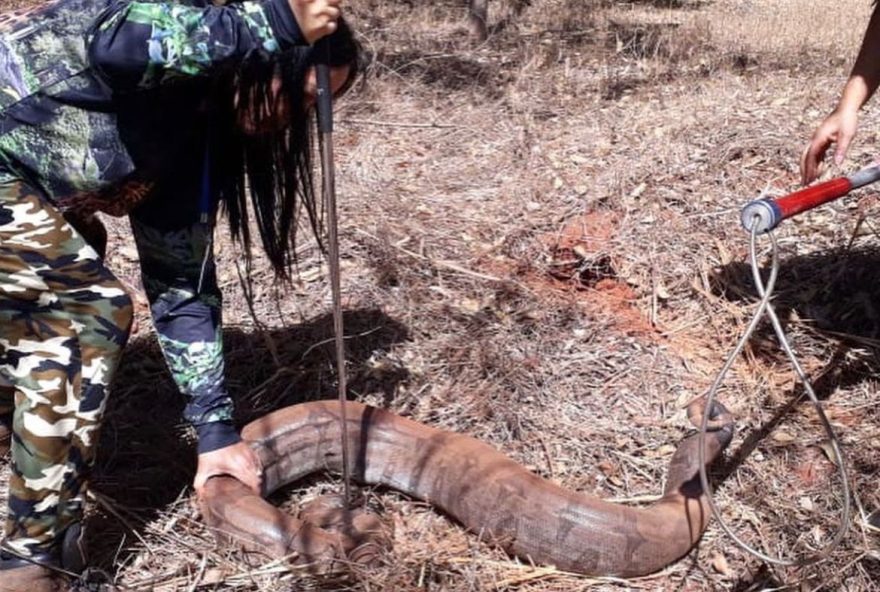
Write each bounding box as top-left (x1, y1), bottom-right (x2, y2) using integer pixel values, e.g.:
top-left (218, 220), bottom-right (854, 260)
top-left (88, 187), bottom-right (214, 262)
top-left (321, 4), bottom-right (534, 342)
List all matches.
top-left (0, 0), bottom-right (304, 452)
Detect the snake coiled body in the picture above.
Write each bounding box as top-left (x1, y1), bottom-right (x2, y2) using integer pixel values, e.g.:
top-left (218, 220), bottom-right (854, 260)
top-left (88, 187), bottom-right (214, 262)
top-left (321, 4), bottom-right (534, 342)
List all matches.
top-left (200, 400), bottom-right (734, 577)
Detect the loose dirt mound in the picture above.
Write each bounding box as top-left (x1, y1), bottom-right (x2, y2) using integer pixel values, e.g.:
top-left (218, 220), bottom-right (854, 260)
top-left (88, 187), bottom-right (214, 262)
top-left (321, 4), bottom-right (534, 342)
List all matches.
top-left (538, 210), bottom-right (661, 338)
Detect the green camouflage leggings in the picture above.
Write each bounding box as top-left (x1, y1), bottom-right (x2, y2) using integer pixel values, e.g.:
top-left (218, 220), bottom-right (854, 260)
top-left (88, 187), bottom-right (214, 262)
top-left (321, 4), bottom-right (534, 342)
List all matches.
top-left (0, 179), bottom-right (133, 558)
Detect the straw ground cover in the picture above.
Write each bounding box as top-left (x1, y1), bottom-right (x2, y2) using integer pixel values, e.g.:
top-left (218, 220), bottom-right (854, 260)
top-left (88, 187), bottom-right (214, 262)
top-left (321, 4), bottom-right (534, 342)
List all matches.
top-left (4, 0), bottom-right (880, 589)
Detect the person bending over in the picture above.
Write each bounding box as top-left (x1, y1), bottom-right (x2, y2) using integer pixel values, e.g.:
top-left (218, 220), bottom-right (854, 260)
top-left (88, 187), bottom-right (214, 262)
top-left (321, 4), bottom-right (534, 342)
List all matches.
top-left (0, 0), bottom-right (359, 587)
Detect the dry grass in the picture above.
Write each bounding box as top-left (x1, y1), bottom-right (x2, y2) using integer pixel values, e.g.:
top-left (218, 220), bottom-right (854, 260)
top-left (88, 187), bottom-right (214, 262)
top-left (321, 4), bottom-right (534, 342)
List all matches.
top-left (5, 0), bottom-right (880, 589)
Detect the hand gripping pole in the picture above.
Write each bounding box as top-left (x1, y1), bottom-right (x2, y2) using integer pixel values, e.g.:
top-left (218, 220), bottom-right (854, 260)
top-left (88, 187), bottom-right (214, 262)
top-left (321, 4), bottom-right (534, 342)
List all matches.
top-left (741, 163), bottom-right (880, 233)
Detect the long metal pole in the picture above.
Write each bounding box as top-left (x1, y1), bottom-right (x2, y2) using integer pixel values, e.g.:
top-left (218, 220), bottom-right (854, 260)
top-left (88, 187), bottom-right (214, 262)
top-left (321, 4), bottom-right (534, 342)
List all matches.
top-left (316, 46), bottom-right (352, 507)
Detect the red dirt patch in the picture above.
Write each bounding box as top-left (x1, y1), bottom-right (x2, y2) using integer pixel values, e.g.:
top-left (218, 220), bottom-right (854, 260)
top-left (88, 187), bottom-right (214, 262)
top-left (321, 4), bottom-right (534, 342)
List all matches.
top-left (540, 211), bottom-right (658, 338)
top-left (549, 210), bottom-right (618, 252)
top-left (481, 210), bottom-right (660, 339)
top-left (544, 211), bottom-right (620, 285)
top-left (589, 277), bottom-right (658, 338)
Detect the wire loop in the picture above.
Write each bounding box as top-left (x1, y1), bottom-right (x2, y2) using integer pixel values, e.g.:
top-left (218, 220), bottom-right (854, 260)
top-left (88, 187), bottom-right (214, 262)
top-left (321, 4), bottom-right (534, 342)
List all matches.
top-left (697, 216), bottom-right (851, 566)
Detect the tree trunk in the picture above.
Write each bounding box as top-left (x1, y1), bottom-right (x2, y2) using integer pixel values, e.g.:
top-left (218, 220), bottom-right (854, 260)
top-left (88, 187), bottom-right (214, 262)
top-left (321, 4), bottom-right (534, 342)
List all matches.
top-left (469, 0), bottom-right (488, 41)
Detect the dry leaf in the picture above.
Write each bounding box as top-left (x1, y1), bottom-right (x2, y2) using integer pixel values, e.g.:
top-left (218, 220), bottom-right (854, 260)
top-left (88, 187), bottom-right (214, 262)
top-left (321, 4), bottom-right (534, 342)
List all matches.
top-left (772, 430), bottom-right (796, 444)
top-left (203, 569), bottom-right (226, 585)
top-left (656, 280), bottom-right (670, 300)
top-left (572, 244), bottom-right (591, 259)
top-left (656, 444), bottom-right (676, 456)
top-left (608, 474), bottom-right (624, 487)
top-left (816, 440), bottom-right (841, 467)
top-left (713, 237), bottom-right (733, 266)
top-left (300, 265), bottom-right (326, 283)
top-left (598, 461), bottom-right (617, 477)
top-left (459, 298), bottom-right (482, 314)
top-left (629, 182), bottom-right (647, 199)
top-left (711, 552), bottom-right (732, 576)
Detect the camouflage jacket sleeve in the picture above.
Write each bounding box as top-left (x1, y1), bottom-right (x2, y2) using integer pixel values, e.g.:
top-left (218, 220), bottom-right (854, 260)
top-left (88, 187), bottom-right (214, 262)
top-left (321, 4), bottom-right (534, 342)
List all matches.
top-left (130, 210), bottom-right (240, 454)
top-left (88, 0), bottom-right (303, 91)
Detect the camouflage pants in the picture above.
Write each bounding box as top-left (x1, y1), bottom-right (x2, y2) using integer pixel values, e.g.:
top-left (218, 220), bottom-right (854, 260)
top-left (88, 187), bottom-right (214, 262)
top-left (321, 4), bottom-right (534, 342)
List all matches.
top-left (0, 178), bottom-right (133, 557)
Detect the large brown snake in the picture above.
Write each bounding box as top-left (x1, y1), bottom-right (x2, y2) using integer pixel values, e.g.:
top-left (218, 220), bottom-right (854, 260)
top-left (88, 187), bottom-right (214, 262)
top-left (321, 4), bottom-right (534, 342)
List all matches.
top-left (199, 399), bottom-right (735, 577)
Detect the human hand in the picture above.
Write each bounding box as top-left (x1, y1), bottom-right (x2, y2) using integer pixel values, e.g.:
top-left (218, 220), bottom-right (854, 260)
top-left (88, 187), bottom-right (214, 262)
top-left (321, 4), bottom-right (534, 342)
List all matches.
top-left (800, 107), bottom-right (859, 185)
top-left (289, 0), bottom-right (341, 45)
top-left (194, 441), bottom-right (263, 497)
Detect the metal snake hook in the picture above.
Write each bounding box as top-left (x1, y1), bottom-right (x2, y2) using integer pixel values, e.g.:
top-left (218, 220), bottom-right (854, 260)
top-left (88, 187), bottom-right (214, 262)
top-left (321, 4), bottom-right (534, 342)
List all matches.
top-left (315, 38), bottom-right (353, 509)
top-left (697, 216), bottom-right (851, 566)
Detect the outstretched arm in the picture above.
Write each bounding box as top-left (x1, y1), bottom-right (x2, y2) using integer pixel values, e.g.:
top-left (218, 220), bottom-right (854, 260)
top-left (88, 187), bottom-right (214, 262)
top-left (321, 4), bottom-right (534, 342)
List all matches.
top-left (801, 5), bottom-right (880, 184)
top-left (130, 209), bottom-right (261, 495)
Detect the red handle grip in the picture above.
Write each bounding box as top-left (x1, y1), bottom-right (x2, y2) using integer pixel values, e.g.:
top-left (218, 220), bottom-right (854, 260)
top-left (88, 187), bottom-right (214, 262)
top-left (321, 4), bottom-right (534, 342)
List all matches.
top-left (773, 177), bottom-right (852, 220)
top-left (742, 164), bottom-right (880, 233)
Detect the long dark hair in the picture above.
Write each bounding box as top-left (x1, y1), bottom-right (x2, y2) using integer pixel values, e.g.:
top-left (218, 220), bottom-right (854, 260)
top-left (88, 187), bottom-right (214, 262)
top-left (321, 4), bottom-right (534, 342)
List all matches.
top-left (210, 19), bottom-right (361, 279)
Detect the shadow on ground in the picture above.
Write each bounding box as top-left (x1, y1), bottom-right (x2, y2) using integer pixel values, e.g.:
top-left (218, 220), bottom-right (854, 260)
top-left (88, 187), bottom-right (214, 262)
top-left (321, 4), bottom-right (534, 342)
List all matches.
top-left (377, 48), bottom-right (507, 98)
top-left (87, 308), bottom-right (410, 573)
top-left (709, 246), bottom-right (880, 466)
top-left (711, 245), bottom-right (880, 379)
top-left (705, 246), bottom-right (880, 586)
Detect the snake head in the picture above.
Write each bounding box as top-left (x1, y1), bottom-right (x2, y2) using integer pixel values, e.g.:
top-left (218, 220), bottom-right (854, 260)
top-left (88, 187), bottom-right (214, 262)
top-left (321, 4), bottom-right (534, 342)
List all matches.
top-left (298, 495), bottom-right (391, 567)
top-left (687, 397), bottom-right (735, 436)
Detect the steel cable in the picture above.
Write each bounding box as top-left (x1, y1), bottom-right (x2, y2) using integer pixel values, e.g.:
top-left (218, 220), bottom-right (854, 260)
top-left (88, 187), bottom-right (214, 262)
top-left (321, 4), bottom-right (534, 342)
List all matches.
top-left (697, 217), bottom-right (851, 566)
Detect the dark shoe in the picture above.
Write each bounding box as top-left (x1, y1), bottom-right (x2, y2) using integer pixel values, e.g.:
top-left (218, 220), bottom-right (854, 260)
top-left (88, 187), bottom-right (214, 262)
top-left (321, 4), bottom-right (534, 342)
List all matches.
top-left (60, 523), bottom-right (86, 574)
top-left (0, 551), bottom-right (67, 592)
